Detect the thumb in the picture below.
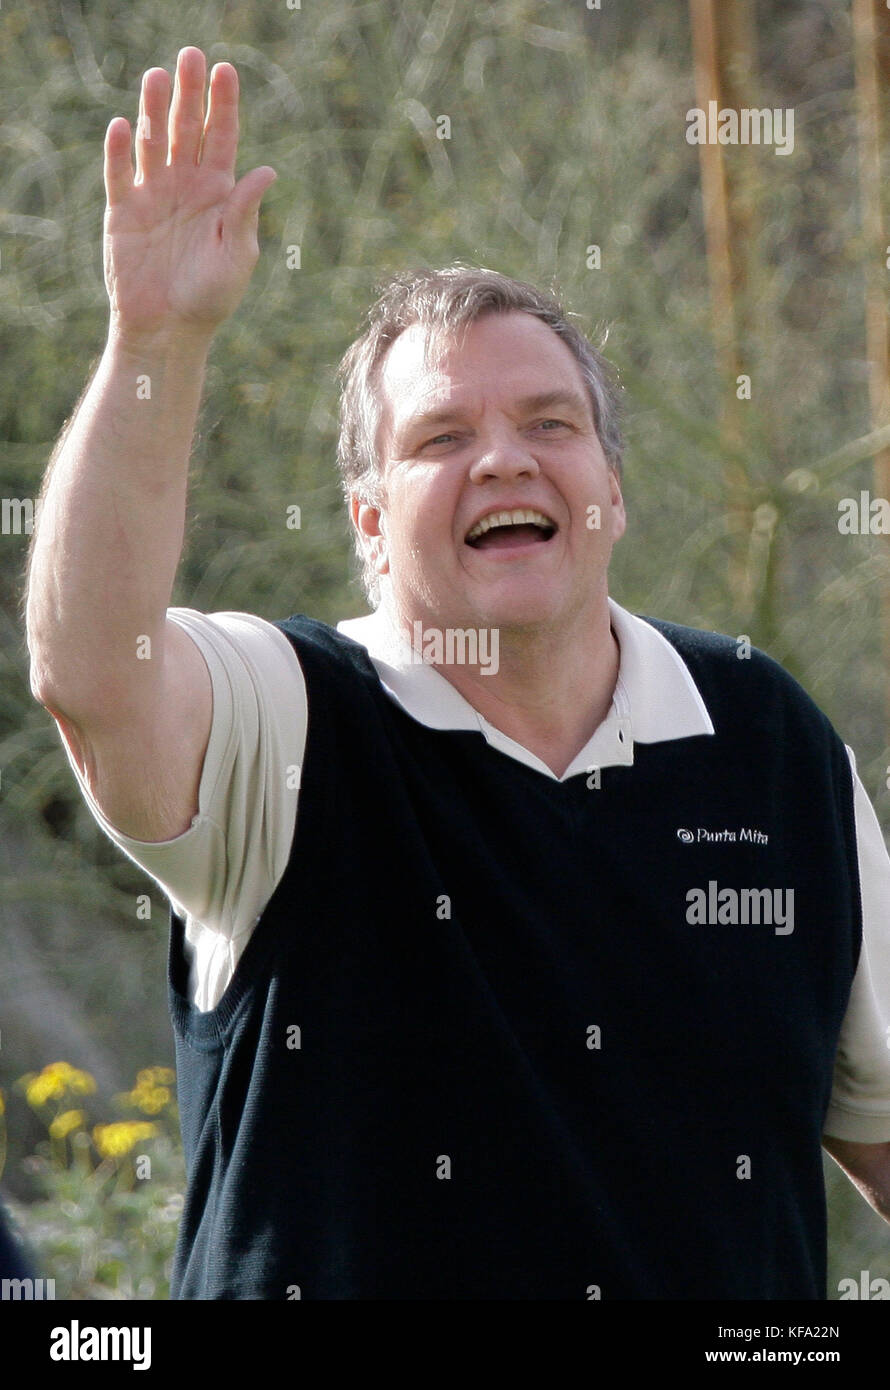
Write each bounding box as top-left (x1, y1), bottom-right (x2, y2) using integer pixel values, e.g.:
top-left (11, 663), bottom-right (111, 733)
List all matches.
top-left (226, 165), bottom-right (277, 244)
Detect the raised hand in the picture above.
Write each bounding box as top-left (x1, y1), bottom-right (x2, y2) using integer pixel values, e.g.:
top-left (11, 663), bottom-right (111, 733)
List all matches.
top-left (103, 47), bottom-right (276, 342)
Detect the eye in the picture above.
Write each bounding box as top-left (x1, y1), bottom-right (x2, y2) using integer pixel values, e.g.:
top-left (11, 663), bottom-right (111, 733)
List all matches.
top-left (536, 418), bottom-right (569, 431)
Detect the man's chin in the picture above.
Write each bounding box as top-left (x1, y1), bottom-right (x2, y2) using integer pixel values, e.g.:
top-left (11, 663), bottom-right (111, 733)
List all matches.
top-left (466, 587), bottom-right (563, 633)
top-left (390, 574), bottom-right (564, 633)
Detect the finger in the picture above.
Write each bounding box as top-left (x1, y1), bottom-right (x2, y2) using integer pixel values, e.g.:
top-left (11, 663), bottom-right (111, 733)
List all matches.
top-left (134, 68), bottom-right (171, 184)
top-left (168, 46), bottom-right (207, 166)
top-left (225, 165), bottom-right (277, 249)
top-left (104, 117), bottom-right (134, 206)
top-left (200, 63), bottom-right (239, 173)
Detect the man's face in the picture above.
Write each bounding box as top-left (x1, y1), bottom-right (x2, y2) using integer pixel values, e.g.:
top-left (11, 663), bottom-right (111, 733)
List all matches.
top-left (352, 310), bottom-right (626, 634)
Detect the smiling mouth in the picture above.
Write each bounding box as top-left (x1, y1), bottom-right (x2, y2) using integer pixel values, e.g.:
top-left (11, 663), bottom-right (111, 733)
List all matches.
top-left (465, 508), bottom-right (558, 550)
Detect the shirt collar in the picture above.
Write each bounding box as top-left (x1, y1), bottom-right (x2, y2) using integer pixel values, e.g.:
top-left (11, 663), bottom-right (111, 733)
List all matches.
top-left (336, 598), bottom-right (714, 782)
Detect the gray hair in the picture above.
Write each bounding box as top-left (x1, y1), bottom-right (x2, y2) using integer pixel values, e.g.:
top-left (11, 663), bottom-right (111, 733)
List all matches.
top-left (335, 262), bottom-right (623, 605)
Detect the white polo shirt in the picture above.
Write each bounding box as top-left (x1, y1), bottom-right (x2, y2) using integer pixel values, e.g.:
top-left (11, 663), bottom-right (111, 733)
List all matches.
top-left (60, 598), bottom-right (890, 1143)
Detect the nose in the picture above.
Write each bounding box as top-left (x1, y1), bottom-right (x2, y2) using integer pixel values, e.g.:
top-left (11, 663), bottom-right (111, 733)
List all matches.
top-left (468, 433), bottom-right (540, 484)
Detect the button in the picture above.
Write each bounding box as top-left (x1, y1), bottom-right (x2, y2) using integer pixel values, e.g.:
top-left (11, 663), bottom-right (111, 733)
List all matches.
top-left (614, 716), bottom-right (633, 751)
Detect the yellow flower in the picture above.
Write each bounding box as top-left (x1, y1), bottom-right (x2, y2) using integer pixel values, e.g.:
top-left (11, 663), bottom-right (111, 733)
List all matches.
top-left (115, 1066), bottom-right (175, 1115)
top-left (0, 1090), bottom-right (5, 1117)
top-left (115, 1084), bottom-right (169, 1114)
top-left (92, 1121), bottom-right (157, 1160)
top-left (49, 1109), bottom-right (86, 1141)
top-left (138, 1067), bottom-right (175, 1086)
top-left (139, 1087), bottom-right (170, 1115)
top-left (68, 1069), bottom-right (96, 1096)
top-left (22, 1062), bottom-right (96, 1108)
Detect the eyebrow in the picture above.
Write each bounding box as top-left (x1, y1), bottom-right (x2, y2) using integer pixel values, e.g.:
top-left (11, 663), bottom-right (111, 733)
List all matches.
top-left (396, 388), bottom-right (592, 440)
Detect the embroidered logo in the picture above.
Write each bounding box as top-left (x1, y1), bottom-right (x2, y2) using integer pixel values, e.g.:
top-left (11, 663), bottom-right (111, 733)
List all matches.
top-left (677, 827), bottom-right (769, 845)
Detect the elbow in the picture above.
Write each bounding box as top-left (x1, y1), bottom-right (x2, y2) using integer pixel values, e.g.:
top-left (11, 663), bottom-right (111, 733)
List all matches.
top-left (26, 613), bottom-right (71, 715)
top-left (24, 599), bottom-right (61, 711)
top-left (28, 655), bottom-right (73, 722)
top-left (27, 644), bottom-right (154, 733)
top-left (26, 632), bottom-right (59, 712)
top-left (27, 634), bottom-right (100, 725)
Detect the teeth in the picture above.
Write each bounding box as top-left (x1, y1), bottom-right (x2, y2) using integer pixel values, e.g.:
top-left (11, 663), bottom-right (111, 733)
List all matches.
top-left (466, 508), bottom-right (555, 543)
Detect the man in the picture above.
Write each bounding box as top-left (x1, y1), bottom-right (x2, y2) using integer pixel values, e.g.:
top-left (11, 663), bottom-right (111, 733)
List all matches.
top-left (25, 47), bottom-right (890, 1300)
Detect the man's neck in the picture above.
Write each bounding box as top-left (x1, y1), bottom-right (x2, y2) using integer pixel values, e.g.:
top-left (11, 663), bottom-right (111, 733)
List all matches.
top-left (390, 599), bottom-right (620, 779)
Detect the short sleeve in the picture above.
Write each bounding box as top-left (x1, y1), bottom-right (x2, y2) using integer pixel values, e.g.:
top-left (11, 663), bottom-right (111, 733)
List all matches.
top-left (57, 607), bottom-right (306, 1012)
top-left (823, 748), bottom-right (890, 1141)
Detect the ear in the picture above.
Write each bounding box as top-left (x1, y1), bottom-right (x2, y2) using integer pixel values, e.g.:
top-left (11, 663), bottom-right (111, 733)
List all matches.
top-left (608, 467), bottom-right (626, 543)
top-left (350, 492), bottom-right (390, 579)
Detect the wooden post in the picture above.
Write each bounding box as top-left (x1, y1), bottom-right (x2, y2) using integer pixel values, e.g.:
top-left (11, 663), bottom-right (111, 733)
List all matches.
top-left (689, 0), bottom-right (738, 386)
top-left (718, 0), bottom-right (760, 349)
top-left (852, 0), bottom-right (890, 736)
top-left (688, 0), bottom-right (752, 615)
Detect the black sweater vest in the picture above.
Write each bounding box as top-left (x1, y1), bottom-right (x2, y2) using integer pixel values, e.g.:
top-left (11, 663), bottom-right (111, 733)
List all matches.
top-left (168, 615), bottom-right (862, 1300)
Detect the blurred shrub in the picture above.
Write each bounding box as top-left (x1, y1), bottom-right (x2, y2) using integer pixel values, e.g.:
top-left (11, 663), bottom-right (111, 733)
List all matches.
top-left (1, 1062), bottom-right (184, 1299)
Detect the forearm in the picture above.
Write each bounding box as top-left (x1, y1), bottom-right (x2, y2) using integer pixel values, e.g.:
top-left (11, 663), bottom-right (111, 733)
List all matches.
top-left (26, 324), bottom-right (211, 719)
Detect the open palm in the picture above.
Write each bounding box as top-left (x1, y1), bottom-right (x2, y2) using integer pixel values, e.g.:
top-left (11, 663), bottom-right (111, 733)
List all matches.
top-left (103, 48), bottom-right (276, 337)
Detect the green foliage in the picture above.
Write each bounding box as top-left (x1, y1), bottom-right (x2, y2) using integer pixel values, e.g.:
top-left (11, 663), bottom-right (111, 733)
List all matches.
top-left (2, 1063), bottom-right (184, 1300)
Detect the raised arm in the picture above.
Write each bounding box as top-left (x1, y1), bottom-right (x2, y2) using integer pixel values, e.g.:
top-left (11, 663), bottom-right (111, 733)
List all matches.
top-left (25, 47), bottom-right (275, 842)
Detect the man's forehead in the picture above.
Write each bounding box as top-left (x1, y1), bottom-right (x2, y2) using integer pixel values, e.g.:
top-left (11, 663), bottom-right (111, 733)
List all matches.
top-left (381, 312), bottom-right (562, 377)
top-left (378, 315), bottom-right (587, 427)
top-left (380, 319), bottom-right (468, 386)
